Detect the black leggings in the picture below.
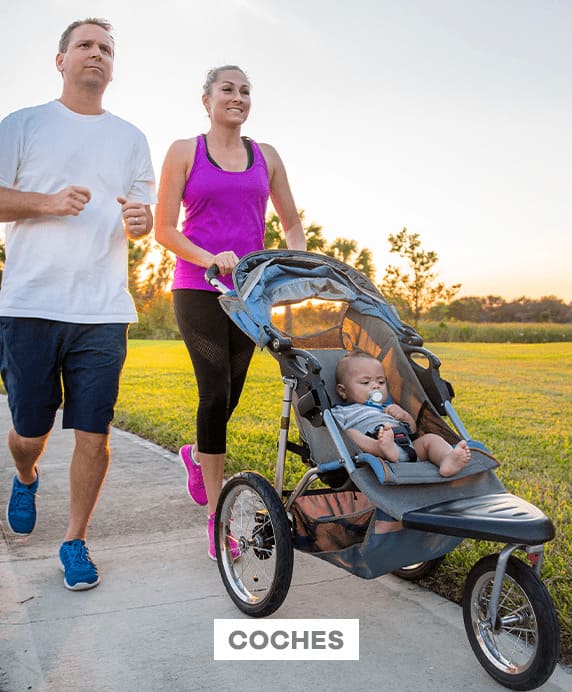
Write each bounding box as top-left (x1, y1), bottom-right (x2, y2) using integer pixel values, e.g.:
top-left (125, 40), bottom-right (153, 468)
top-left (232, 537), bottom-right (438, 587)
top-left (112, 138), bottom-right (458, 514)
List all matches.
top-left (173, 289), bottom-right (255, 454)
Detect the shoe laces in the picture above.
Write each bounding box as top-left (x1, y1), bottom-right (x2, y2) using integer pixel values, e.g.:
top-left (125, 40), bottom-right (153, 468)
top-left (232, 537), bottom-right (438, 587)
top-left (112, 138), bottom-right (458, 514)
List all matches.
top-left (191, 464), bottom-right (205, 490)
top-left (64, 540), bottom-right (92, 567)
top-left (12, 486), bottom-right (37, 512)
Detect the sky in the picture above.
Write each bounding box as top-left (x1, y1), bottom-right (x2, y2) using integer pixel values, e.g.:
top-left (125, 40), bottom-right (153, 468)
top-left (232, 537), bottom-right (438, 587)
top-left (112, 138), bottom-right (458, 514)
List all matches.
top-left (1, 0), bottom-right (571, 301)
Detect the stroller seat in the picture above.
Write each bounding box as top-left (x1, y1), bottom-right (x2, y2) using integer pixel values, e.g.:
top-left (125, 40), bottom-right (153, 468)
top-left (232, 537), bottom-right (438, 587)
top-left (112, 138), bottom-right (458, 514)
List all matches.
top-left (290, 348), bottom-right (359, 488)
top-left (292, 348), bottom-right (499, 489)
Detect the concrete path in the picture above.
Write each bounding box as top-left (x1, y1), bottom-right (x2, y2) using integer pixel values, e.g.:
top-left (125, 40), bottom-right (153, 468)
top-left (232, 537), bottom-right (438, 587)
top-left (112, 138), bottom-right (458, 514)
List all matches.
top-left (1, 396), bottom-right (570, 692)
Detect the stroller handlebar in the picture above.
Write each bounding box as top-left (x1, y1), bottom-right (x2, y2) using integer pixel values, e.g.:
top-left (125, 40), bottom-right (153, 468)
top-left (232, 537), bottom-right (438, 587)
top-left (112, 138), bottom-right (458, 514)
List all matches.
top-left (205, 263), bottom-right (220, 282)
top-left (204, 264), bottom-right (231, 294)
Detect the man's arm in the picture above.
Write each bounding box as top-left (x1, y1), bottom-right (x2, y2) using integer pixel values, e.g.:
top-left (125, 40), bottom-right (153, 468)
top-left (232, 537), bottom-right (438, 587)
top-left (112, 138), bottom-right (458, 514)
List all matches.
top-left (0, 185), bottom-right (91, 222)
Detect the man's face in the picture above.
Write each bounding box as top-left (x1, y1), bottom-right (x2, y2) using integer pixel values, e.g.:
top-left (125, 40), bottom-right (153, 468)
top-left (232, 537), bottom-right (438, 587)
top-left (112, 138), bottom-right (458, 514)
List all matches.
top-left (56, 23), bottom-right (114, 91)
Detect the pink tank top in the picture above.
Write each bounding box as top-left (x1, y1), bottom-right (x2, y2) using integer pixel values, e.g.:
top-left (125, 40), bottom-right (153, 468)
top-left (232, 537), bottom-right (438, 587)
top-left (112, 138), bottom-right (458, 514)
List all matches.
top-left (172, 135), bottom-right (270, 291)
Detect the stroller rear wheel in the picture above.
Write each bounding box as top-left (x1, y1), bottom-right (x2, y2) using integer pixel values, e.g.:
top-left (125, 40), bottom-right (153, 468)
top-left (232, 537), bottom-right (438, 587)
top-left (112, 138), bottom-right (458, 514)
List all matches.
top-left (392, 557), bottom-right (444, 581)
top-left (462, 554), bottom-right (559, 690)
top-left (215, 472), bottom-right (294, 617)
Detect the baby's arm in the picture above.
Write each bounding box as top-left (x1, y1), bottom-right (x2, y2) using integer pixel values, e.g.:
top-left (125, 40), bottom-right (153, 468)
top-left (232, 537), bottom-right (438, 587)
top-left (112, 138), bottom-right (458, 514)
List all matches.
top-left (384, 404), bottom-right (417, 432)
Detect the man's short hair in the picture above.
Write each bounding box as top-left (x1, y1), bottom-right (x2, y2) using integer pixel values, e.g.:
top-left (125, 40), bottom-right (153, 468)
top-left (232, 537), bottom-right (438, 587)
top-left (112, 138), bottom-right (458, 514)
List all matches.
top-left (58, 18), bottom-right (114, 53)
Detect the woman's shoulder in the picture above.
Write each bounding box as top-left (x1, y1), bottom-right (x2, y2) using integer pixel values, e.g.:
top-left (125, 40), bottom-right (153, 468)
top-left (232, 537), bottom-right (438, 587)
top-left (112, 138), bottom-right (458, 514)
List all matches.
top-left (167, 136), bottom-right (200, 158)
top-left (162, 137), bottom-right (202, 178)
top-left (256, 141), bottom-right (278, 157)
top-left (255, 141), bottom-right (281, 176)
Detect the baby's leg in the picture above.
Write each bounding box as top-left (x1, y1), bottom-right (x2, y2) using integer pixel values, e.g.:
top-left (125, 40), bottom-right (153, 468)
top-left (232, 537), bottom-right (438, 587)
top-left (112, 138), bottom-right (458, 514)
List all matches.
top-left (377, 425), bottom-right (400, 462)
top-left (414, 435), bottom-right (471, 477)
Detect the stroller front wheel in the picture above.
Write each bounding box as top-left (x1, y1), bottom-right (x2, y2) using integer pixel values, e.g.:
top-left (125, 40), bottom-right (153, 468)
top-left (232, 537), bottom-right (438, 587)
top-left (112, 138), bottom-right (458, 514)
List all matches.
top-left (215, 472), bottom-right (294, 617)
top-left (462, 554), bottom-right (560, 690)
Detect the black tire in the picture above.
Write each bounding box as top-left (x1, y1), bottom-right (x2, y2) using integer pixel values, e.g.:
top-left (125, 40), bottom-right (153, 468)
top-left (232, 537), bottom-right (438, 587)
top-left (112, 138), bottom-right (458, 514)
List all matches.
top-left (462, 554), bottom-right (560, 690)
top-left (215, 472), bottom-right (294, 618)
top-left (393, 557), bottom-right (445, 581)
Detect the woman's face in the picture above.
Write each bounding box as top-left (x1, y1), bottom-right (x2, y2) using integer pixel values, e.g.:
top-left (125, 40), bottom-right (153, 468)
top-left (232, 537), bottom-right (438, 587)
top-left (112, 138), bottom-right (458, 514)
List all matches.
top-left (203, 70), bottom-right (251, 126)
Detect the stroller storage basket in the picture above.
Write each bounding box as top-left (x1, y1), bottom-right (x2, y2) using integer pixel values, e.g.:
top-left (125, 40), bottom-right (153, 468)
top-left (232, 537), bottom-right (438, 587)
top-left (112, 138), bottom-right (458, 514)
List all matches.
top-left (291, 489), bottom-right (461, 579)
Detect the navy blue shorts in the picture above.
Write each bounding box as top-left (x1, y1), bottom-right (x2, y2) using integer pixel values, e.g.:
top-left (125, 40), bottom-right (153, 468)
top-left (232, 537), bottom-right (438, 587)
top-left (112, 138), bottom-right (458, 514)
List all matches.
top-left (0, 318), bottom-right (128, 437)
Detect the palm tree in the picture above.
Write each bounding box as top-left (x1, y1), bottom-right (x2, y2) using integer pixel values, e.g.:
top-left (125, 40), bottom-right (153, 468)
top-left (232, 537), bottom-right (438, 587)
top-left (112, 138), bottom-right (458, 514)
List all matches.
top-left (264, 210), bottom-right (326, 252)
top-left (325, 238), bottom-right (375, 279)
top-left (264, 211), bottom-right (331, 333)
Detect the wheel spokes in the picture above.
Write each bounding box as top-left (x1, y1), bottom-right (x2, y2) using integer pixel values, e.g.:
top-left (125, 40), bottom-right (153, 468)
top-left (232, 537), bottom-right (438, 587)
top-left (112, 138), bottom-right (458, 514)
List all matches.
top-left (474, 574), bottom-right (538, 672)
top-left (220, 487), bottom-right (278, 604)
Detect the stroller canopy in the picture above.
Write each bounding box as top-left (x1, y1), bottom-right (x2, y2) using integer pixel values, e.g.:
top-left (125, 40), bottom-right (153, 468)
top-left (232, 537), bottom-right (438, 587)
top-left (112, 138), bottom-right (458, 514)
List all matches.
top-left (219, 250), bottom-right (411, 348)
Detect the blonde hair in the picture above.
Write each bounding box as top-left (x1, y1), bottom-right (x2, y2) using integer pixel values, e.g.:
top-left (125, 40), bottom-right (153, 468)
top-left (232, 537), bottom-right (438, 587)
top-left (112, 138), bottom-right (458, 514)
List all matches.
top-left (202, 65), bottom-right (250, 95)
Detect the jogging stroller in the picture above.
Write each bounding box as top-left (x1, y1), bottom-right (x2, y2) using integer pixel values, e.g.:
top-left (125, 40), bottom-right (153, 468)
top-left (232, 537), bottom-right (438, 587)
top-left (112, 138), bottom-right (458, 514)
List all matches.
top-left (207, 250), bottom-right (560, 691)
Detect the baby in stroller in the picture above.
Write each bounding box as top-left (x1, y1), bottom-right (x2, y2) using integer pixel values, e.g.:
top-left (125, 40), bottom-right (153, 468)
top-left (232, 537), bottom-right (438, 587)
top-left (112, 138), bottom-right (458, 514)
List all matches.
top-left (332, 350), bottom-right (471, 477)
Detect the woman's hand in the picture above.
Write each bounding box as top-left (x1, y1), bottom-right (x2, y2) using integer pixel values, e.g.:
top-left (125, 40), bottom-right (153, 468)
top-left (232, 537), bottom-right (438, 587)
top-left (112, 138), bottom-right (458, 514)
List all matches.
top-left (211, 250), bottom-right (239, 275)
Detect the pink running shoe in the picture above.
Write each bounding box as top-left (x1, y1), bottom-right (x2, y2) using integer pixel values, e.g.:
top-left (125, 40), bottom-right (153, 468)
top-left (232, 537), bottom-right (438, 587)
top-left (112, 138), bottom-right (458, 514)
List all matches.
top-left (207, 512), bottom-right (240, 561)
top-left (179, 445), bottom-right (208, 506)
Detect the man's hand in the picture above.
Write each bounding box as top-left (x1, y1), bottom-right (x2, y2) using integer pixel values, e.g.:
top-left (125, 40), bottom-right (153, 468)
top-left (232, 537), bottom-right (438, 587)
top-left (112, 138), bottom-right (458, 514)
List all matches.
top-left (47, 185), bottom-right (91, 216)
top-left (117, 197), bottom-right (150, 238)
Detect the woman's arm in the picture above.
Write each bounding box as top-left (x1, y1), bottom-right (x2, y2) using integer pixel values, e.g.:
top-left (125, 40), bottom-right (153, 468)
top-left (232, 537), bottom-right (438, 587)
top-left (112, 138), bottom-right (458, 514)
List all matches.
top-left (154, 138), bottom-right (237, 271)
top-left (260, 143), bottom-right (306, 251)
top-left (154, 139), bottom-right (198, 259)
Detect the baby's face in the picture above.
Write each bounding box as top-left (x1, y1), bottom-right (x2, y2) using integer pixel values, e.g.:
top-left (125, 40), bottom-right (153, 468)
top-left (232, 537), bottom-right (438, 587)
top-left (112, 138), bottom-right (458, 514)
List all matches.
top-left (337, 358), bottom-right (389, 405)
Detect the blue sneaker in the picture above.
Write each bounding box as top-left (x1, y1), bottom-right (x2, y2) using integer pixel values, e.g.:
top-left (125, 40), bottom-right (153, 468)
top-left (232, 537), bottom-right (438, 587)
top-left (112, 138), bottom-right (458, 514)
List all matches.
top-left (6, 473), bottom-right (39, 535)
top-left (59, 539), bottom-right (100, 591)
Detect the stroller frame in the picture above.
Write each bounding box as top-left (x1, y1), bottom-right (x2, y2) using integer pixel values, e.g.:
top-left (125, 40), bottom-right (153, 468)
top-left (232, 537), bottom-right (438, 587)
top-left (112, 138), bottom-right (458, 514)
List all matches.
top-left (274, 347), bottom-right (547, 615)
top-left (208, 250), bottom-right (560, 690)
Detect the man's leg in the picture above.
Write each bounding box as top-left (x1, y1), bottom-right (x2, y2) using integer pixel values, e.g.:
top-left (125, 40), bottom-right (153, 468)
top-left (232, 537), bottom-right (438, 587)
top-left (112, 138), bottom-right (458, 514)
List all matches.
top-left (60, 322), bottom-right (127, 542)
top-left (8, 428), bottom-right (50, 484)
top-left (1, 317), bottom-right (62, 534)
top-left (58, 430), bottom-right (109, 590)
top-left (6, 428), bottom-right (50, 535)
top-left (65, 430), bottom-right (110, 542)
top-left (58, 322), bottom-right (126, 589)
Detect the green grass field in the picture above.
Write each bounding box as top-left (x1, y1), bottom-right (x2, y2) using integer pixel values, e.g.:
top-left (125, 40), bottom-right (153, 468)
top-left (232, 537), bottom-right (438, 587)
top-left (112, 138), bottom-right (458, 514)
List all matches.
top-left (116, 340), bottom-right (572, 662)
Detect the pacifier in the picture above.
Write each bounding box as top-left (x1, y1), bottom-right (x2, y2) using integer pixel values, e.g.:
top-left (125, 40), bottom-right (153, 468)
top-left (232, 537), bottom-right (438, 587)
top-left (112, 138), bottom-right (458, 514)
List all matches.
top-left (367, 390), bottom-right (384, 405)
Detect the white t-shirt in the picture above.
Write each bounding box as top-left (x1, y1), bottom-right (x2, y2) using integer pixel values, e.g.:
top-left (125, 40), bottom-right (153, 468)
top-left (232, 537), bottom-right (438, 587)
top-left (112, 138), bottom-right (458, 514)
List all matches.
top-left (0, 100), bottom-right (157, 323)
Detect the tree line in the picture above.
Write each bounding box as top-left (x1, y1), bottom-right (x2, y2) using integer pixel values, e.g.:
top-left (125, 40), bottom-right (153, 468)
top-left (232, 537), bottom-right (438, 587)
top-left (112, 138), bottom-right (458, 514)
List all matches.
top-left (0, 217), bottom-right (569, 338)
top-left (264, 219), bottom-right (572, 326)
